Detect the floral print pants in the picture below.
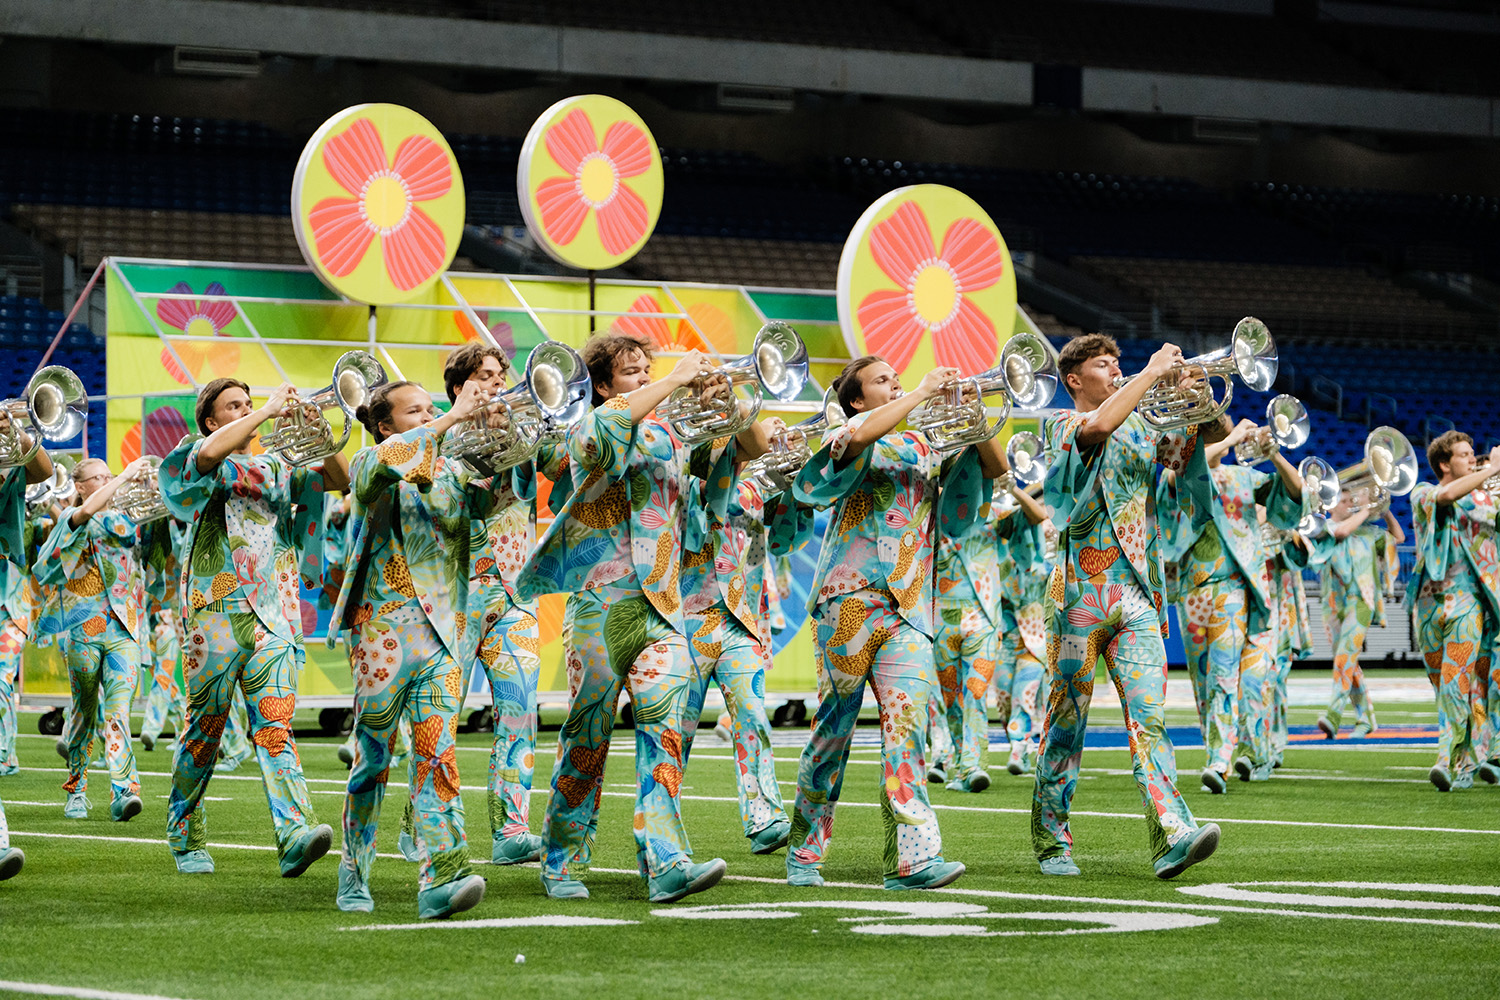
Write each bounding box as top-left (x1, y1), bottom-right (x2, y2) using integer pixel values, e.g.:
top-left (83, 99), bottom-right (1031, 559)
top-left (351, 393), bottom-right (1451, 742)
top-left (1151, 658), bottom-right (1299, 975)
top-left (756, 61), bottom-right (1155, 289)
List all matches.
top-left (141, 610), bottom-right (185, 742)
top-left (998, 605), bottom-right (1046, 750)
top-left (342, 605), bottom-right (472, 892)
top-left (1177, 581), bottom-right (1275, 774)
top-left (546, 585), bottom-right (694, 881)
top-left (0, 618), bottom-right (23, 771)
top-left (1271, 591), bottom-right (1299, 758)
top-left (1034, 576), bottom-right (1198, 862)
top-left (1324, 583), bottom-right (1377, 731)
top-left (62, 615), bottom-right (141, 805)
top-left (683, 606), bottom-right (787, 838)
top-left (168, 607), bottom-right (318, 862)
top-left (477, 603), bottom-right (541, 842)
top-left (789, 589), bottom-right (944, 880)
top-left (934, 597), bottom-right (997, 778)
top-left (1414, 582), bottom-right (1497, 778)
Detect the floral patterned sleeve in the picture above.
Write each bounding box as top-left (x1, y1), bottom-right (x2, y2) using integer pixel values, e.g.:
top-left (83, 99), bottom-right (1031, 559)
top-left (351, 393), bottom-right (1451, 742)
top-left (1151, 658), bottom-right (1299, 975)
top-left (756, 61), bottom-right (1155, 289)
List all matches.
top-left (0, 466), bottom-right (26, 567)
top-left (763, 483), bottom-right (815, 558)
top-left (33, 512), bottom-right (99, 587)
top-left (1149, 424), bottom-right (1212, 535)
top-left (793, 411), bottom-right (893, 508)
top-left (567, 401), bottom-right (637, 483)
top-left (160, 437), bottom-right (224, 523)
top-left (289, 464), bottom-right (328, 592)
top-left (935, 446), bottom-right (988, 540)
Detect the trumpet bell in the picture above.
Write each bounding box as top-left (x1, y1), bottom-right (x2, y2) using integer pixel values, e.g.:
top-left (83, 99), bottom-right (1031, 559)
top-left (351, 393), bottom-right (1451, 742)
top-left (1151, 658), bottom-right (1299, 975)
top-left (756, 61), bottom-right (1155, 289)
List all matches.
top-left (1266, 394), bottom-right (1308, 449)
top-left (111, 456), bottom-right (170, 524)
top-left (1298, 455), bottom-right (1341, 514)
top-left (660, 322), bottom-right (810, 444)
top-left (999, 333), bottom-right (1060, 411)
top-left (1335, 426), bottom-right (1417, 516)
top-left (30, 366), bottom-right (89, 442)
top-left (261, 351), bottom-right (388, 467)
top-left (1006, 431), bottom-right (1046, 487)
top-left (911, 332), bottom-right (1057, 452)
top-left (1231, 317), bottom-right (1277, 392)
top-left (449, 342), bottom-right (592, 474)
top-left (1298, 513), bottom-right (1330, 540)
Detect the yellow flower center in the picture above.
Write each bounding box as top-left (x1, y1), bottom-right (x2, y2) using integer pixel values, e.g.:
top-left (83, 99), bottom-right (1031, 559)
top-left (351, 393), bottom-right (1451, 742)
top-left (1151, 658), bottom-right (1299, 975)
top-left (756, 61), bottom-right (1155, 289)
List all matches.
top-left (183, 316), bottom-right (218, 339)
top-left (363, 174), bottom-right (410, 232)
top-left (578, 154), bottom-right (617, 206)
top-left (910, 262), bottom-right (959, 326)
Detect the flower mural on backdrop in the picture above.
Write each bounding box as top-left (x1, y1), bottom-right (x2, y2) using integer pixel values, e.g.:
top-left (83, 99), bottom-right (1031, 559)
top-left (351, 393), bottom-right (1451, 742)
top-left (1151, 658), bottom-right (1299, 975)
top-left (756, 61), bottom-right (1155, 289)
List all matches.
top-left (309, 117), bottom-right (453, 292)
top-left (536, 109), bottom-right (654, 256)
top-left (157, 281), bottom-right (240, 385)
top-left (855, 201), bottom-right (1005, 374)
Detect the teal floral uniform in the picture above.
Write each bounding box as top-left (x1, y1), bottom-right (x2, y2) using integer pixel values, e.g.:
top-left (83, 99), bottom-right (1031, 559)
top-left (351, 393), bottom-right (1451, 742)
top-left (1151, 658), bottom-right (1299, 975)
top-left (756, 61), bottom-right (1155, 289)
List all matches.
top-left (998, 513), bottom-right (1051, 765)
top-left (680, 475), bottom-right (806, 841)
top-left (1270, 533), bottom-right (1313, 760)
top-left (787, 412), bottom-right (987, 880)
top-left (1161, 463), bottom-right (1305, 779)
top-left (1407, 483), bottom-right (1500, 782)
top-left (0, 468), bottom-right (27, 846)
top-left (328, 424), bottom-right (499, 898)
top-left (515, 399), bottom-right (730, 883)
top-left (140, 518), bottom-right (188, 747)
top-left (1037, 410), bottom-right (1212, 865)
top-left (35, 505), bottom-right (150, 810)
top-left (1319, 523), bottom-right (1395, 732)
top-left (159, 439), bottom-right (327, 866)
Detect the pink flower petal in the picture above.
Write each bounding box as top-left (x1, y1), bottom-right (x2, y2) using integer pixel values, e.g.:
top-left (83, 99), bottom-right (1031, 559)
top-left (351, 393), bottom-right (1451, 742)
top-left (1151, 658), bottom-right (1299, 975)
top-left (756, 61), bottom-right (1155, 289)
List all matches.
top-left (940, 217), bottom-right (1004, 292)
top-left (595, 181), bottom-right (649, 256)
top-left (600, 120), bottom-right (653, 179)
top-left (935, 296), bottom-right (998, 374)
top-left (544, 108), bottom-right (599, 175)
top-left (322, 117), bottom-right (388, 197)
top-left (610, 293), bottom-right (671, 348)
top-left (868, 201), bottom-right (936, 289)
top-left (535, 175), bottom-right (590, 247)
top-left (382, 205), bottom-right (447, 292)
top-left (857, 287), bottom-right (927, 371)
top-left (200, 282), bottom-right (237, 333)
top-left (155, 281), bottom-right (198, 332)
top-left (390, 134), bottom-right (452, 204)
top-left (309, 196), bottom-right (376, 278)
top-left (160, 347), bottom-right (190, 385)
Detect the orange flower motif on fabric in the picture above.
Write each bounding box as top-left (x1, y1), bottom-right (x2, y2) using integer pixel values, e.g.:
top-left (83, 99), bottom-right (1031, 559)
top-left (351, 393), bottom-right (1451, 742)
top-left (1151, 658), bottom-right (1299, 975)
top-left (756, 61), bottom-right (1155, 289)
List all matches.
top-left (309, 117), bottom-right (453, 292)
top-left (257, 694), bottom-right (295, 725)
top-left (417, 746), bottom-right (462, 802)
top-left (1077, 545), bottom-right (1122, 579)
top-left (557, 774), bottom-right (594, 808)
top-left (158, 281), bottom-right (241, 385)
top-left (251, 725), bottom-right (289, 758)
top-left (569, 744), bottom-right (608, 778)
top-left (652, 762), bottom-right (682, 797)
top-left (536, 109), bottom-right (653, 255)
top-left (856, 201), bottom-right (1005, 373)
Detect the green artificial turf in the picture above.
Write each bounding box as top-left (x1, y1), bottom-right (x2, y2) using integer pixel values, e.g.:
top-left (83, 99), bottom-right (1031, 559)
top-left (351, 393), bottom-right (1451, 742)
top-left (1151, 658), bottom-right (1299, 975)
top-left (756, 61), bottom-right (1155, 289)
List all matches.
top-left (0, 689), bottom-right (1495, 1000)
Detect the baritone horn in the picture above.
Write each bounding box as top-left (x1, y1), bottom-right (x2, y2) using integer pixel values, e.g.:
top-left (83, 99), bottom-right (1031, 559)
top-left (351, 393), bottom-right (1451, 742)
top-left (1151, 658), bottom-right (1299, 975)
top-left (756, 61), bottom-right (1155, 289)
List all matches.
top-left (741, 385), bottom-right (845, 493)
top-left (1337, 426), bottom-right (1418, 516)
top-left (910, 332), bottom-right (1059, 452)
top-left (448, 341), bottom-right (592, 475)
top-left (1113, 318), bottom-right (1277, 430)
top-left (111, 456), bottom-right (170, 524)
top-left (25, 453), bottom-right (77, 513)
top-left (1235, 394), bottom-right (1308, 465)
top-left (1006, 430), bottom-right (1047, 487)
top-left (259, 351), bottom-right (388, 467)
top-left (1298, 455), bottom-right (1341, 515)
top-left (656, 322), bottom-right (809, 444)
top-left (0, 366), bottom-right (89, 468)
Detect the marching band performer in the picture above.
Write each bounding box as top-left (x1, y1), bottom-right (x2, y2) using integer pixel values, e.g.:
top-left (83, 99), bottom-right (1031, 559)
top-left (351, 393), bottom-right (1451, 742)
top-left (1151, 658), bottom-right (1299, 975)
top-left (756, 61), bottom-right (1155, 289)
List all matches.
top-left (998, 505), bottom-right (1054, 776)
top-left (0, 424), bottom-right (53, 881)
top-left (442, 342), bottom-right (560, 867)
top-left (1269, 525), bottom-right (1313, 766)
top-left (1315, 492), bottom-right (1405, 740)
top-left (786, 356), bottom-right (1004, 890)
top-left (329, 375), bottom-right (498, 918)
top-left (1162, 418), bottom-right (1306, 791)
top-left (160, 377), bottom-right (343, 876)
top-left (1407, 431), bottom-right (1500, 790)
top-left (933, 477), bottom-right (1047, 792)
top-left (1037, 334), bottom-right (1223, 879)
top-left (139, 516), bottom-right (189, 753)
top-left (514, 334), bottom-right (763, 903)
top-left (34, 457), bottom-right (153, 822)
top-left (678, 434), bottom-right (811, 853)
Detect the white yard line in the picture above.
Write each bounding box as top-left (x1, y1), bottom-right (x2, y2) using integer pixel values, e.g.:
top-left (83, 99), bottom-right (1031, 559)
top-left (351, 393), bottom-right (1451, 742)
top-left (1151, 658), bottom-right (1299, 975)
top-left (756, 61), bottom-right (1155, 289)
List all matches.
top-left (0, 981), bottom-right (203, 1000)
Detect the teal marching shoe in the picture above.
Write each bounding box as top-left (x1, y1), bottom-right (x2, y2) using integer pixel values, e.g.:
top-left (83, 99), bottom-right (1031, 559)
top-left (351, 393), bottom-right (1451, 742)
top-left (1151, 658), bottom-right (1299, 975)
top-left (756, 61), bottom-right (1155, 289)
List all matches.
top-left (492, 833), bottom-right (544, 866)
top-left (418, 873), bottom-right (486, 920)
top-left (648, 858), bottom-right (727, 903)
top-left (1039, 855), bottom-right (1081, 877)
top-left (786, 860), bottom-right (824, 887)
top-left (749, 820), bottom-right (791, 855)
top-left (884, 859), bottom-right (965, 891)
top-left (337, 863), bottom-right (374, 913)
top-left (110, 795), bottom-right (142, 823)
top-left (540, 870), bottom-right (589, 900)
top-left (173, 849), bottom-right (215, 874)
top-left (280, 824), bottom-right (333, 878)
top-left (0, 847), bottom-right (24, 881)
top-left (1153, 823), bottom-right (1221, 880)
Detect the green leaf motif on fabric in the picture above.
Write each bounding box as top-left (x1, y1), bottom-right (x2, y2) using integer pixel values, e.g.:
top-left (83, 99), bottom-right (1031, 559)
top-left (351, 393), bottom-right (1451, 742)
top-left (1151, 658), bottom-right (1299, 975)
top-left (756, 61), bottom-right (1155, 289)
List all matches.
top-left (879, 789), bottom-right (900, 877)
top-left (603, 596), bottom-right (655, 679)
top-left (871, 471), bottom-right (896, 512)
top-left (630, 679), bottom-right (686, 728)
top-left (628, 469), bottom-right (652, 512)
top-left (941, 606), bottom-right (963, 626)
top-left (229, 610), bottom-right (261, 653)
top-left (192, 509), bottom-right (228, 579)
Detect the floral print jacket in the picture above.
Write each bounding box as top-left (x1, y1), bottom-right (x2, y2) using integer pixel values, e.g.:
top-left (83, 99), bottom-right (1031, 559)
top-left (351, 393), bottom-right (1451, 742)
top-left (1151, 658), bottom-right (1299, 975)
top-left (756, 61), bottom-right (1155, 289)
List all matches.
top-left (161, 439), bottom-right (326, 644)
top-left (328, 424), bottom-right (500, 665)
top-left (514, 401), bottom-right (730, 634)
top-left (1043, 410), bottom-right (1211, 630)
top-left (935, 499), bottom-right (1030, 624)
top-left (33, 507), bottom-right (150, 657)
top-left (1406, 482), bottom-right (1500, 619)
top-left (1318, 521), bottom-right (1398, 627)
top-left (792, 412), bottom-right (989, 639)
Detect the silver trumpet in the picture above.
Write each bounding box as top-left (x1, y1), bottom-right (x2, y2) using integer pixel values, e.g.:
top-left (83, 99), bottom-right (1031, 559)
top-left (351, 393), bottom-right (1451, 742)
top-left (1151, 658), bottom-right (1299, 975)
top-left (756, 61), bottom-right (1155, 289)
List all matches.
top-left (111, 456), bottom-right (170, 524)
top-left (0, 366), bottom-right (88, 468)
top-left (741, 385), bottom-right (845, 494)
top-left (1475, 456), bottom-right (1500, 505)
top-left (1006, 430), bottom-right (1047, 487)
top-left (1235, 394), bottom-right (1309, 465)
top-left (656, 322), bottom-right (810, 444)
top-left (910, 332), bottom-right (1059, 452)
top-left (25, 453), bottom-right (77, 514)
top-left (1298, 455), bottom-right (1342, 515)
top-left (259, 351), bottom-right (388, 467)
top-left (1337, 425), bottom-right (1418, 517)
top-left (448, 341), bottom-right (591, 475)
top-left (1113, 318), bottom-right (1277, 430)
